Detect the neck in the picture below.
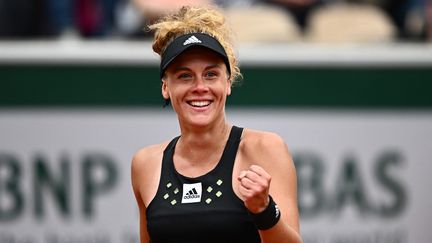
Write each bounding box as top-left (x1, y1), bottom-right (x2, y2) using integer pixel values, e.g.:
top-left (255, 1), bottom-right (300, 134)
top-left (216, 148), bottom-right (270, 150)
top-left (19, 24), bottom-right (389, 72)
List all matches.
top-left (176, 120), bottom-right (231, 165)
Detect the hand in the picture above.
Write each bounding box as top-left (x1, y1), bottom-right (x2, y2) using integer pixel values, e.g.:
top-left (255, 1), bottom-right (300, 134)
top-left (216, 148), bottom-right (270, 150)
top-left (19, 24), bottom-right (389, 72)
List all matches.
top-left (237, 165), bottom-right (272, 214)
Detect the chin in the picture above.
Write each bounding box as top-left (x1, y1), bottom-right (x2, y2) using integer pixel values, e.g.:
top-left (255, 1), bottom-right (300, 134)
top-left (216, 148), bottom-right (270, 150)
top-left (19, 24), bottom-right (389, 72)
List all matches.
top-left (188, 118), bottom-right (213, 127)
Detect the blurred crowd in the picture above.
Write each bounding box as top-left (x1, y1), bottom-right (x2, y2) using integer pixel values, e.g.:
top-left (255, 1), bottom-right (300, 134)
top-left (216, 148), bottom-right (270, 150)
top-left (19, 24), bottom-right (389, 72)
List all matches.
top-left (0, 0), bottom-right (431, 43)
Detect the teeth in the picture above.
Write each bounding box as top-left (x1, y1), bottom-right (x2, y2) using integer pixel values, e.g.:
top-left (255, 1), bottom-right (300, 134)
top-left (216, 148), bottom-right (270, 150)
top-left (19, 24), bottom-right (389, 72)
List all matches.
top-left (190, 100), bottom-right (211, 107)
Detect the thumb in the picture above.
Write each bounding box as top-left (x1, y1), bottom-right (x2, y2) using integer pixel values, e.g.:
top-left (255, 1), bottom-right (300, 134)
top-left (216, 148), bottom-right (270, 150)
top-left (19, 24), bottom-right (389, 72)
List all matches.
top-left (238, 170), bottom-right (247, 181)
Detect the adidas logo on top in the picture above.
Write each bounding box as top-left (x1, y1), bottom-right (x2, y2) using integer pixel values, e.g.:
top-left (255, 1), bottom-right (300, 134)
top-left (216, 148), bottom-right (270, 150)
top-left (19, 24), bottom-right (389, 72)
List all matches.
top-left (185, 188), bottom-right (199, 197)
top-left (182, 182), bottom-right (202, 203)
top-left (183, 35), bottom-right (202, 46)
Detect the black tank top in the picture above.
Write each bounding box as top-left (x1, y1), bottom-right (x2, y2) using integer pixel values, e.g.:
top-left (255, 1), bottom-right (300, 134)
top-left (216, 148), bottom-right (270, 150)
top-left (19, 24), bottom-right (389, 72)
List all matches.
top-left (146, 126), bottom-right (261, 243)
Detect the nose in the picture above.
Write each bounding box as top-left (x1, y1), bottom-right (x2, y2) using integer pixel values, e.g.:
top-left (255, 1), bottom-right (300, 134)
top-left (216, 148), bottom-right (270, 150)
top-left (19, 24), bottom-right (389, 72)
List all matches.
top-left (193, 76), bottom-right (209, 93)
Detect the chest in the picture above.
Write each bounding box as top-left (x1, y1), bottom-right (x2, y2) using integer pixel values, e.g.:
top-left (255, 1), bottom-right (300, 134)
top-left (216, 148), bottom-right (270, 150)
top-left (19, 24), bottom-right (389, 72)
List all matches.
top-left (146, 165), bottom-right (260, 243)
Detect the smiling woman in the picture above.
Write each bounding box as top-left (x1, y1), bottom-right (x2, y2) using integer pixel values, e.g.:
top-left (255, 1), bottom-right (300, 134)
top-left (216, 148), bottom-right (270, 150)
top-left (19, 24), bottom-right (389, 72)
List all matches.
top-left (162, 46), bottom-right (231, 128)
top-left (131, 5), bottom-right (302, 243)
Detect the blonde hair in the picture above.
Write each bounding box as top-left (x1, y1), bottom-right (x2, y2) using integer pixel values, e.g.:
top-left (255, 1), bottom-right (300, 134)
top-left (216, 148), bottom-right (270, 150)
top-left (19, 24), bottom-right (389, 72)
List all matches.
top-left (148, 5), bottom-right (242, 85)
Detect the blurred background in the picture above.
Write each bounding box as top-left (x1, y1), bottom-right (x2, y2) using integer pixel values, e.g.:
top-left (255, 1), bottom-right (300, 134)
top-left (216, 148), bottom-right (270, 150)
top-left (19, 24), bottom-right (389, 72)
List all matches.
top-left (0, 0), bottom-right (431, 41)
top-left (1, 0), bottom-right (432, 243)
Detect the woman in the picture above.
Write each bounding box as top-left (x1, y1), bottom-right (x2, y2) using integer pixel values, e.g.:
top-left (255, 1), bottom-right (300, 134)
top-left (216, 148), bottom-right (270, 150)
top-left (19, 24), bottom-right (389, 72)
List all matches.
top-left (131, 5), bottom-right (301, 243)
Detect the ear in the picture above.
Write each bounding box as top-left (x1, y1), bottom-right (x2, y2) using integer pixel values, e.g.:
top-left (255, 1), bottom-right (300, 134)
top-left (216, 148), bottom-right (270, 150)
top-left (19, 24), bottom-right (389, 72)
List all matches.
top-left (161, 80), bottom-right (170, 100)
top-left (226, 79), bottom-right (232, 96)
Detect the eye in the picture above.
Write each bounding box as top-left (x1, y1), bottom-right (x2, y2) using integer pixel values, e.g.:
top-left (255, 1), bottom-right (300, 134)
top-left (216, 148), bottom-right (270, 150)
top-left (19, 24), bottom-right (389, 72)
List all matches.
top-left (205, 71), bottom-right (218, 78)
top-left (178, 72), bottom-right (192, 79)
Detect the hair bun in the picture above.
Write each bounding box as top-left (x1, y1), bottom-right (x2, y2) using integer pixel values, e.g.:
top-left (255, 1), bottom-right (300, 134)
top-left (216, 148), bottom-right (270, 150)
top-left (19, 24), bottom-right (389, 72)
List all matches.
top-left (149, 5), bottom-right (241, 85)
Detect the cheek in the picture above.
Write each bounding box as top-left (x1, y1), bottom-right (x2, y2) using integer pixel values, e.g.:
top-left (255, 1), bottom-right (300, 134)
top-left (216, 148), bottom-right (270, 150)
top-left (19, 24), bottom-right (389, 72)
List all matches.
top-left (168, 85), bottom-right (189, 102)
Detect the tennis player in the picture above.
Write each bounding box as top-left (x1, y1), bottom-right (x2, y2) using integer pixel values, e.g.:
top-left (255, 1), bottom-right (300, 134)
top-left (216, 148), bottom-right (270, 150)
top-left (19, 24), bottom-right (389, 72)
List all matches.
top-left (131, 5), bottom-right (301, 243)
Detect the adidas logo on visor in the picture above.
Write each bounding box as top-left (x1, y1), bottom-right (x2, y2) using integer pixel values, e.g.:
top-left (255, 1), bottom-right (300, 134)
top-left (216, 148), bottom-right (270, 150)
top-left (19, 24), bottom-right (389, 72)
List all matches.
top-left (183, 35), bottom-right (202, 46)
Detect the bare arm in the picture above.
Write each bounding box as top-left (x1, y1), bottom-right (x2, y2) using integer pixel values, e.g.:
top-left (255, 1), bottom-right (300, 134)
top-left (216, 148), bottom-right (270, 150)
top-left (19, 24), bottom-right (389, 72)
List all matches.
top-left (237, 131), bottom-right (301, 243)
top-left (131, 152), bottom-right (151, 243)
top-left (131, 142), bottom-right (169, 243)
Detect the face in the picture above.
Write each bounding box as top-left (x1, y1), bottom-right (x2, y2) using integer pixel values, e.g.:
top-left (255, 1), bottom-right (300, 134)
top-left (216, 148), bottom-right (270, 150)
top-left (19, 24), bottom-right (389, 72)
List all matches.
top-left (162, 47), bottom-right (231, 129)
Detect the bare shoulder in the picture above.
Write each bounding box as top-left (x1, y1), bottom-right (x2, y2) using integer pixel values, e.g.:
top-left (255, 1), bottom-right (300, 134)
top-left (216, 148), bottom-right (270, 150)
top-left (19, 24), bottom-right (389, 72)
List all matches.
top-left (240, 128), bottom-right (288, 157)
top-left (131, 141), bottom-right (170, 206)
top-left (241, 128), bottom-right (286, 147)
top-left (239, 128), bottom-right (293, 172)
top-left (132, 142), bottom-right (168, 173)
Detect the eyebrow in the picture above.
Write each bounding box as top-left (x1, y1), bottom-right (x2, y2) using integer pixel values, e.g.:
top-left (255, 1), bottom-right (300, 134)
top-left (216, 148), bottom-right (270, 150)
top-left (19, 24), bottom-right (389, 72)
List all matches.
top-left (173, 64), bottom-right (223, 73)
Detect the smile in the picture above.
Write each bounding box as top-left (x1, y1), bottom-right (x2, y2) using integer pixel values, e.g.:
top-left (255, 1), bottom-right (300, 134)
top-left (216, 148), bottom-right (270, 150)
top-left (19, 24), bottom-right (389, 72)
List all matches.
top-left (188, 100), bottom-right (212, 107)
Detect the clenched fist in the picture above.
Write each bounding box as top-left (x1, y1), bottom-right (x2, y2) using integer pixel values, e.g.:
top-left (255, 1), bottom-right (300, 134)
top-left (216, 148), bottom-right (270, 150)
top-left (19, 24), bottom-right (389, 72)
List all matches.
top-left (237, 165), bottom-right (272, 214)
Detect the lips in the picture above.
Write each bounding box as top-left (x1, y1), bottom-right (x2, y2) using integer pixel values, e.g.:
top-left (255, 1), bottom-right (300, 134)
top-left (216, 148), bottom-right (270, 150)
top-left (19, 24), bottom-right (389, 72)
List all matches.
top-left (188, 100), bottom-right (212, 107)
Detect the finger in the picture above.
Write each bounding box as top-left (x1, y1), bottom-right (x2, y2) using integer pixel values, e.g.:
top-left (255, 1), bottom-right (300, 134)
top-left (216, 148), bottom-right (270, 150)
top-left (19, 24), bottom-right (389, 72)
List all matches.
top-left (249, 165), bottom-right (270, 179)
top-left (241, 177), bottom-right (270, 198)
top-left (238, 170), bottom-right (247, 180)
top-left (239, 176), bottom-right (256, 190)
top-left (237, 184), bottom-right (253, 201)
top-left (244, 169), bottom-right (271, 189)
top-left (243, 170), bottom-right (264, 185)
top-left (250, 166), bottom-right (272, 185)
top-left (238, 177), bottom-right (255, 199)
